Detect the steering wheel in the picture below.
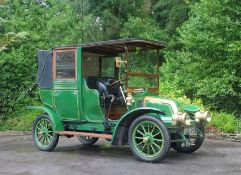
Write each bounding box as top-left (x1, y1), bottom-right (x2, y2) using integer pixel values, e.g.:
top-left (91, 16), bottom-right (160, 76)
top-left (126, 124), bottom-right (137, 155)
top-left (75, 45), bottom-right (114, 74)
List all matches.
top-left (109, 80), bottom-right (122, 88)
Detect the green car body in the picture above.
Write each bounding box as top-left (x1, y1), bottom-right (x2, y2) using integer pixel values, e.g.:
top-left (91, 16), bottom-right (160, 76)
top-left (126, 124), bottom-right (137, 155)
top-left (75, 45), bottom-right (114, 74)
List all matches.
top-left (30, 38), bottom-right (211, 162)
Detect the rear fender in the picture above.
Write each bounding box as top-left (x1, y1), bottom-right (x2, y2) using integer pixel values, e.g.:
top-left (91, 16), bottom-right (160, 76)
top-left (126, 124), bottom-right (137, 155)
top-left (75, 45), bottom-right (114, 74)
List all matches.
top-left (111, 107), bottom-right (166, 146)
top-left (27, 106), bottom-right (64, 131)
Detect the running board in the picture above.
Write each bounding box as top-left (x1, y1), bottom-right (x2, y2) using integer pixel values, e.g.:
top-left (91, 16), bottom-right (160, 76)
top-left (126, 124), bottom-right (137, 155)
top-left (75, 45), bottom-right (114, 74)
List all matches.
top-left (56, 131), bottom-right (112, 140)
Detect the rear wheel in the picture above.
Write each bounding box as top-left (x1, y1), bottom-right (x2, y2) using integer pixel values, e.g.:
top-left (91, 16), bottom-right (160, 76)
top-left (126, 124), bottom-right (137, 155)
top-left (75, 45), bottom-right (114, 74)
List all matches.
top-left (172, 123), bottom-right (204, 153)
top-left (128, 115), bottom-right (170, 163)
top-left (78, 136), bottom-right (98, 145)
top-left (32, 114), bottom-right (59, 151)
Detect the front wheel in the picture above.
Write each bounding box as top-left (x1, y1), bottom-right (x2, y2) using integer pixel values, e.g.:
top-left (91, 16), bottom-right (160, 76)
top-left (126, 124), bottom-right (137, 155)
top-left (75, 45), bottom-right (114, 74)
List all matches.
top-left (172, 123), bottom-right (204, 153)
top-left (128, 115), bottom-right (170, 163)
top-left (32, 113), bottom-right (59, 151)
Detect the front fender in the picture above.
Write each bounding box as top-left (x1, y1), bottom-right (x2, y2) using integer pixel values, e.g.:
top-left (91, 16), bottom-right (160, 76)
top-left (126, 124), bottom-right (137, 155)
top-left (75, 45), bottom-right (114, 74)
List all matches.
top-left (111, 107), bottom-right (167, 146)
top-left (27, 106), bottom-right (64, 131)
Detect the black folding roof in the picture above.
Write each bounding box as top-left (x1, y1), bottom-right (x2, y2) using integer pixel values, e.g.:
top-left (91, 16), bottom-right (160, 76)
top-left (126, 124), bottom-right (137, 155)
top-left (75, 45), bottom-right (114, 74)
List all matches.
top-left (54, 38), bottom-right (166, 55)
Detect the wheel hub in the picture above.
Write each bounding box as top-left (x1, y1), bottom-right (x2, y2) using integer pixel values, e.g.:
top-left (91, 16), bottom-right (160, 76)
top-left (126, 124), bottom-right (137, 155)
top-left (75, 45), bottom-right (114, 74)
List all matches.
top-left (42, 128), bottom-right (48, 136)
top-left (143, 134), bottom-right (153, 144)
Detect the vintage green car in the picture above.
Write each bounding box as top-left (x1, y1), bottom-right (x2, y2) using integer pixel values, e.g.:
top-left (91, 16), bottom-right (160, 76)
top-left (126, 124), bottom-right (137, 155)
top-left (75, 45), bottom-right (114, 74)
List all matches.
top-left (30, 38), bottom-right (211, 162)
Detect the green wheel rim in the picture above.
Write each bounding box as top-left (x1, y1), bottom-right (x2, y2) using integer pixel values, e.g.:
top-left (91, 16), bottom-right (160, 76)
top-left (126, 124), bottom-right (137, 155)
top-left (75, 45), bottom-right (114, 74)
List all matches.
top-left (35, 118), bottom-right (54, 147)
top-left (132, 120), bottom-right (164, 158)
top-left (181, 126), bottom-right (202, 147)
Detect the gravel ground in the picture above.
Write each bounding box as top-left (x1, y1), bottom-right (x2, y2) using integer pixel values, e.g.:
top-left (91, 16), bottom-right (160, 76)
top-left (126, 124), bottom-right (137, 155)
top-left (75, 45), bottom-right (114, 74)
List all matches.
top-left (0, 134), bottom-right (240, 175)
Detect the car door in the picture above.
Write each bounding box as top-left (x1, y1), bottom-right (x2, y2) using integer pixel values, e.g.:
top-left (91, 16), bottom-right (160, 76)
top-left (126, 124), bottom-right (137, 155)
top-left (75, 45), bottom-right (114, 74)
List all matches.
top-left (52, 48), bottom-right (80, 121)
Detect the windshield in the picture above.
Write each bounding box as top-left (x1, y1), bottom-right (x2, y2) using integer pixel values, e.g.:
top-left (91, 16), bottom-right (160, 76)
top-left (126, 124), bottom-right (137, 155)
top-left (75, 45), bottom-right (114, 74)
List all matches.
top-left (82, 49), bottom-right (160, 94)
top-left (119, 50), bottom-right (160, 93)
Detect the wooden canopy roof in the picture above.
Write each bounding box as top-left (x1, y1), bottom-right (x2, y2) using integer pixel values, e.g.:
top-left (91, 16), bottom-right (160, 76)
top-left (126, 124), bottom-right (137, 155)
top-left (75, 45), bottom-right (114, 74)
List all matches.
top-left (53, 38), bottom-right (166, 55)
top-left (81, 38), bottom-right (166, 55)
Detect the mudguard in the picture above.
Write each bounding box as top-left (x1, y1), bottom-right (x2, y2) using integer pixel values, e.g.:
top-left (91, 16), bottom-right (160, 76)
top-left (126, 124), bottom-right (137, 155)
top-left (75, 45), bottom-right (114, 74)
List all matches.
top-left (27, 106), bottom-right (64, 131)
top-left (111, 107), bottom-right (167, 146)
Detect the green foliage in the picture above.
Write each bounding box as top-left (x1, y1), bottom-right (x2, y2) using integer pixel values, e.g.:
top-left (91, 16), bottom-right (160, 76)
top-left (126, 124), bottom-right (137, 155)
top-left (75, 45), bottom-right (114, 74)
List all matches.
top-left (0, 0), bottom-right (84, 117)
top-left (0, 109), bottom-right (40, 131)
top-left (209, 112), bottom-right (239, 133)
top-left (161, 0), bottom-right (241, 114)
top-left (0, 0), bottom-right (240, 133)
top-left (159, 83), bottom-right (206, 110)
top-left (0, 2), bottom-right (27, 51)
top-left (0, 49), bottom-right (37, 114)
top-left (153, 0), bottom-right (191, 34)
top-left (121, 16), bottom-right (167, 40)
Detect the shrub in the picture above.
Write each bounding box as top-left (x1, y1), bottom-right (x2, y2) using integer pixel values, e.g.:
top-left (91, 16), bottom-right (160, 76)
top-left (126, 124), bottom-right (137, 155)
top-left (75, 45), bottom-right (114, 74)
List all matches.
top-left (160, 0), bottom-right (241, 114)
top-left (159, 82), bottom-right (206, 110)
top-left (209, 111), bottom-right (238, 133)
top-left (0, 109), bottom-right (40, 131)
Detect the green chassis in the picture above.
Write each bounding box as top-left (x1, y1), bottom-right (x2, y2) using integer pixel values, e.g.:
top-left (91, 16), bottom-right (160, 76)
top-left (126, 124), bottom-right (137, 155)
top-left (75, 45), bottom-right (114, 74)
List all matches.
top-left (30, 39), bottom-right (210, 162)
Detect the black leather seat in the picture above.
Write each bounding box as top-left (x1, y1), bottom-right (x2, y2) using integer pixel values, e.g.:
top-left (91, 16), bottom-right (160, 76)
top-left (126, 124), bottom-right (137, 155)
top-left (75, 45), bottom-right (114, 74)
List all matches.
top-left (84, 77), bottom-right (124, 106)
top-left (96, 80), bottom-right (109, 97)
top-left (85, 77), bottom-right (97, 89)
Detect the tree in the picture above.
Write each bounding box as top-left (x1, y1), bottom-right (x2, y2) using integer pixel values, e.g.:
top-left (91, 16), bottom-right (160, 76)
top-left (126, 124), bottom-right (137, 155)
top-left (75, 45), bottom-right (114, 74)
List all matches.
top-left (0, 0), bottom-right (27, 51)
top-left (152, 0), bottom-right (191, 34)
top-left (0, 0), bottom-right (86, 116)
top-left (120, 16), bottom-right (167, 40)
top-left (161, 0), bottom-right (241, 114)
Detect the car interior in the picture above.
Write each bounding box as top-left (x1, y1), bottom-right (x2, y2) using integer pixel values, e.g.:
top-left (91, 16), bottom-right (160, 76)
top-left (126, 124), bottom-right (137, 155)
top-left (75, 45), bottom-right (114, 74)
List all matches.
top-left (82, 52), bottom-right (127, 120)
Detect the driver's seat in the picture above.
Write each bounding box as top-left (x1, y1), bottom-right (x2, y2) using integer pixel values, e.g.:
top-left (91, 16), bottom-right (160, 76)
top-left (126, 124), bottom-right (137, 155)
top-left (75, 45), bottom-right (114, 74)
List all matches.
top-left (96, 81), bottom-right (109, 98)
top-left (85, 77), bottom-right (111, 107)
top-left (97, 81), bottom-right (113, 107)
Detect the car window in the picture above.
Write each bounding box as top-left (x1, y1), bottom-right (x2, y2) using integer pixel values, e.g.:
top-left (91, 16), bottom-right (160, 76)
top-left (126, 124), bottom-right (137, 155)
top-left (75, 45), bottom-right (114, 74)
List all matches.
top-left (55, 50), bottom-right (76, 79)
top-left (101, 57), bottom-right (114, 77)
top-left (82, 52), bottom-right (100, 76)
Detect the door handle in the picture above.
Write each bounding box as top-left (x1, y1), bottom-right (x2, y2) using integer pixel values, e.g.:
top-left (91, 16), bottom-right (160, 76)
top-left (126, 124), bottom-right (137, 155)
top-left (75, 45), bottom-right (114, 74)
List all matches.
top-left (74, 90), bottom-right (78, 95)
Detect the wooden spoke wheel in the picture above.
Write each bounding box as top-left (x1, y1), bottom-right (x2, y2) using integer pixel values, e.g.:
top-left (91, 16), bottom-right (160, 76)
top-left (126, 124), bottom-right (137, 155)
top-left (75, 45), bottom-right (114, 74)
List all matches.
top-left (172, 123), bottom-right (204, 153)
top-left (33, 114), bottom-right (59, 151)
top-left (128, 115), bottom-right (170, 163)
